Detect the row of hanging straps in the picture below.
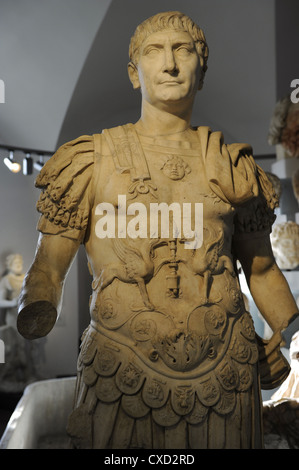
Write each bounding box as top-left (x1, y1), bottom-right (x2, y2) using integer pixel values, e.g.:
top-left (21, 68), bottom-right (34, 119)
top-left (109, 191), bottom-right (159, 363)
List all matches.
top-left (102, 123), bottom-right (151, 182)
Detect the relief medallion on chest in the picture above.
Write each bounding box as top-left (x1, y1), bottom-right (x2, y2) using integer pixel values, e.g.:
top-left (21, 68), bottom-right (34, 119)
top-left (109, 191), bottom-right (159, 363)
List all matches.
top-left (160, 155), bottom-right (191, 180)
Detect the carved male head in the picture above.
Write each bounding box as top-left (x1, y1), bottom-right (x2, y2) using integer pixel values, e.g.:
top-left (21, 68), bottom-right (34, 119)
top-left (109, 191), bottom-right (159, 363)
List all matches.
top-left (128, 11), bottom-right (209, 98)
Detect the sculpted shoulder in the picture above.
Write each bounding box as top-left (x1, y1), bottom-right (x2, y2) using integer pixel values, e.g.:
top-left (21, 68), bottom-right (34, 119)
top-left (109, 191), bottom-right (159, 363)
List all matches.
top-left (35, 134), bottom-right (96, 241)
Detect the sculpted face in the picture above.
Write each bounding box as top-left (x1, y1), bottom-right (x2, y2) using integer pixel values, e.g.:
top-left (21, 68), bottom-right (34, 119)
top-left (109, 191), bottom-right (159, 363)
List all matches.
top-left (161, 155), bottom-right (191, 180)
top-left (129, 30), bottom-right (201, 108)
top-left (7, 255), bottom-right (23, 275)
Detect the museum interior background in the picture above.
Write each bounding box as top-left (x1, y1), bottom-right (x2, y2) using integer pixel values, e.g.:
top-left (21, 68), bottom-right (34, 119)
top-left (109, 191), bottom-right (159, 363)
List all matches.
top-left (0, 0), bottom-right (298, 439)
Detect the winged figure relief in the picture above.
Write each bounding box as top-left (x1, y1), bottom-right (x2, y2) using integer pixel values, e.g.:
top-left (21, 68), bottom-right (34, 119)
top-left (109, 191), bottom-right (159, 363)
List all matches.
top-left (93, 238), bottom-right (160, 310)
top-left (191, 226), bottom-right (236, 305)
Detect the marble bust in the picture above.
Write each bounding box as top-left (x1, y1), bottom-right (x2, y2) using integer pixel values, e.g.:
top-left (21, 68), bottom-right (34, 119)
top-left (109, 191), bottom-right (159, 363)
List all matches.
top-left (0, 254), bottom-right (25, 325)
top-left (270, 221), bottom-right (299, 270)
top-left (0, 254), bottom-right (43, 392)
top-left (17, 11), bottom-right (299, 449)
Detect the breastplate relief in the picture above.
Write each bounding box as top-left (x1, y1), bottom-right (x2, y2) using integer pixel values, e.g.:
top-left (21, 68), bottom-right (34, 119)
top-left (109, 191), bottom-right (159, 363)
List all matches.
top-left (160, 154), bottom-right (191, 180)
top-left (89, 125), bottom-right (245, 378)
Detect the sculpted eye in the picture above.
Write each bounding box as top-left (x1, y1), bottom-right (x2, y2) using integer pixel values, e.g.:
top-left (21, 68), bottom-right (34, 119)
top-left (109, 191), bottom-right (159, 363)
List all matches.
top-left (177, 46), bottom-right (191, 53)
top-left (176, 45), bottom-right (195, 56)
top-left (144, 47), bottom-right (160, 56)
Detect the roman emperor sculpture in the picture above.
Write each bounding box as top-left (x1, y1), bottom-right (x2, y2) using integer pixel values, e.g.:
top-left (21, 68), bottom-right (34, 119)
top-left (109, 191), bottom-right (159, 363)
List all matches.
top-left (17, 11), bottom-right (299, 449)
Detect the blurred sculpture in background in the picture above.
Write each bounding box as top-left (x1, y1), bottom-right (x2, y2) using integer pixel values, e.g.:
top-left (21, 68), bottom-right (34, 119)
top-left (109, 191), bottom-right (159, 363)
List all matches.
top-left (0, 254), bottom-right (46, 392)
top-left (0, 254), bottom-right (25, 325)
top-left (268, 97), bottom-right (299, 159)
top-left (272, 330), bottom-right (299, 400)
top-left (270, 221), bottom-right (299, 270)
top-left (265, 172), bottom-right (282, 205)
top-left (263, 331), bottom-right (299, 449)
top-left (268, 97), bottom-right (299, 208)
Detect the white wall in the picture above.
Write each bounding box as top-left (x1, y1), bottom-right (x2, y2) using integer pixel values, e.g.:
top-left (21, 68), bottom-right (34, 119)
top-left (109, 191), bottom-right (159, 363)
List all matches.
top-left (0, 0), bottom-right (111, 151)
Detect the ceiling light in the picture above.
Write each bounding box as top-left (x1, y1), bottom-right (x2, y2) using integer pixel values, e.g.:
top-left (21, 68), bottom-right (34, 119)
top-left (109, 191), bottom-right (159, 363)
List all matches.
top-left (23, 153), bottom-right (33, 175)
top-left (3, 150), bottom-right (21, 173)
top-left (34, 155), bottom-right (44, 171)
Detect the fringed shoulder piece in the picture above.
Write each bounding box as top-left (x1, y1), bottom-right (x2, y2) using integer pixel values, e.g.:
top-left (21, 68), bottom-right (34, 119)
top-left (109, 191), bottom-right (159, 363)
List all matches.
top-left (197, 127), bottom-right (278, 237)
top-left (229, 148), bottom-right (279, 237)
top-left (35, 135), bottom-right (95, 241)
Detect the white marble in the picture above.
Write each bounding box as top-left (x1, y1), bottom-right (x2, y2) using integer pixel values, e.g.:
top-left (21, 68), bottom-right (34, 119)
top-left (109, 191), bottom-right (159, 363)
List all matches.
top-left (0, 377), bottom-right (75, 449)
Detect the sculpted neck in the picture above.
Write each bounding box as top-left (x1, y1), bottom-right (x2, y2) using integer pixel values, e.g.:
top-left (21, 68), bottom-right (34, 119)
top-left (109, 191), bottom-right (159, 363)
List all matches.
top-left (136, 99), bottom-right (194, 137)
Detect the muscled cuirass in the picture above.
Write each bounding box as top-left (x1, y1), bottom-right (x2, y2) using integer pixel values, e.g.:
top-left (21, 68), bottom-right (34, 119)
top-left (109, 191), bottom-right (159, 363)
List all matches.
top-left (79, 124), bottom-right (258, 421)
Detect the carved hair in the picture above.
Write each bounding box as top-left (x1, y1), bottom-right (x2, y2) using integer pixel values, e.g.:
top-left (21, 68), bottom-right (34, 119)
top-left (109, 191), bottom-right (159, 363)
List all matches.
top-left (160, 155), bottom-right (191, 172)
top-left (129, 11), bottom-right (209, 90)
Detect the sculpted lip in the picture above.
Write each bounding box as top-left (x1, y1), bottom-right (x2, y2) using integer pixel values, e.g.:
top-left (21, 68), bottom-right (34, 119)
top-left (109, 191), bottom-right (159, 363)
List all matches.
top-left (159, 80), bottom-right (182, 84)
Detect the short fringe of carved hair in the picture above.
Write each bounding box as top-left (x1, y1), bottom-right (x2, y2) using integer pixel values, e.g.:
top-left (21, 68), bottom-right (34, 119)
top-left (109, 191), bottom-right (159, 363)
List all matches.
top-left (129, 11), bottom-right (209, 89)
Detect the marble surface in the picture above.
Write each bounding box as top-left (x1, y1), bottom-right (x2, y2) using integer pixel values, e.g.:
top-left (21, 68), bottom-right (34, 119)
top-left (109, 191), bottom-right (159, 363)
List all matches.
top-left (0, 377), bottom-right (75, 449)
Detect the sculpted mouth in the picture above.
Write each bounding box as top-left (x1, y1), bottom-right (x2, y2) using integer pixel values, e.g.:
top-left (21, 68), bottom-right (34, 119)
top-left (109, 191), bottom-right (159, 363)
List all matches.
top-left (160, 80), bottom-right (181, 85)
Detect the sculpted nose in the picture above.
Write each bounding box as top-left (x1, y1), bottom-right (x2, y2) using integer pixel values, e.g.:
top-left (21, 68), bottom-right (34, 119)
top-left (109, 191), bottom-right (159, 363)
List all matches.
top-left (163, 48), bottom-right (177, 73)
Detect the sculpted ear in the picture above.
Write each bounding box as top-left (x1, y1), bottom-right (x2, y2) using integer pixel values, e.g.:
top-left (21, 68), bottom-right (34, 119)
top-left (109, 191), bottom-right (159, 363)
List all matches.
top-left (128, 62), bottom-right (140, 90)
